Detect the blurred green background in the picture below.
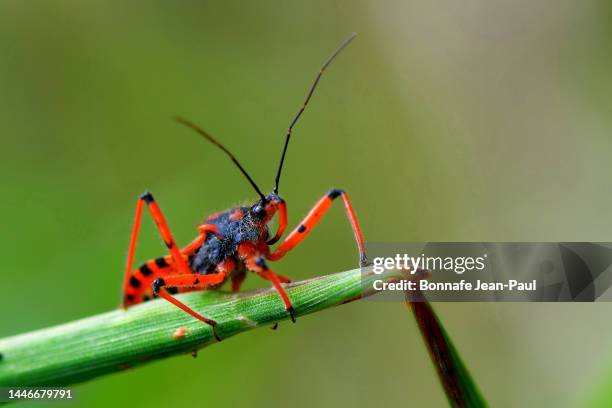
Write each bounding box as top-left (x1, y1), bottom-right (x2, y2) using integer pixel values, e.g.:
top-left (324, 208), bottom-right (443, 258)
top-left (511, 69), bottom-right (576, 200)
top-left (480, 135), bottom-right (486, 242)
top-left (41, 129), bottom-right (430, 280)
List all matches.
top-left (2, 1), bottom-right (612, 407)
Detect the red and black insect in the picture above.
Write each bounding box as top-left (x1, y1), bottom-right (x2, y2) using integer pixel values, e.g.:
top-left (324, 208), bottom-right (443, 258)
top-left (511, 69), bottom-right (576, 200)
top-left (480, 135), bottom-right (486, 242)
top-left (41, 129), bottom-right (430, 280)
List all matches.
top-left (121, 34), bottom-right (368, 341)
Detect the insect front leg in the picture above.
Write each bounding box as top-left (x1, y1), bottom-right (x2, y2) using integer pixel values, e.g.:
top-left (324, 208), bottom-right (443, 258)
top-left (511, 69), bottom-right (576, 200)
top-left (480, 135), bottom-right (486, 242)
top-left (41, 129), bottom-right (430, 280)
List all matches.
top-left (122, 192), bottom-right (193, 307)
top-left (267, 189), bottom-right (368, 266)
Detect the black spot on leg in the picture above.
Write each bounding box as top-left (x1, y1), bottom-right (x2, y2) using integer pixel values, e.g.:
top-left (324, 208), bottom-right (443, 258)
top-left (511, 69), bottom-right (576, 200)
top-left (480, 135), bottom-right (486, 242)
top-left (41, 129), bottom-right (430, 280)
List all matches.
top-left (154, 257), bottom-right (169, 268)
top-left (140, 191), bottom-right (154, 204)
top-left (168, 287), bottom-right (179, 295)
top-left (194, 278), bottom-right (200, 285)
top-left (129, 276), bottom-right (141, 288)
top-left (139, 264), bottom-right (153, 276)
top-left (297, 224), bottom-right (307, 233)
top-left (153, 278), bottom-right (165, 293)
top-left (165, 241), bottom-right (174, 249)
top-left (327, 189), bottom-right (343, 200)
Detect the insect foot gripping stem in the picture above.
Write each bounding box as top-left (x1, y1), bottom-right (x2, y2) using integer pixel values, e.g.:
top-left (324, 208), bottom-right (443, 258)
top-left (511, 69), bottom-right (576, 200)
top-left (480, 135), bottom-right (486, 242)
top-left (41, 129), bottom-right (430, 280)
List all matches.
top-left (152, 278), bottom-right (222, 342)
top-left (360, 255), bottom-right (371, 268)
top-left (288, 307), bottom-right (296, 323)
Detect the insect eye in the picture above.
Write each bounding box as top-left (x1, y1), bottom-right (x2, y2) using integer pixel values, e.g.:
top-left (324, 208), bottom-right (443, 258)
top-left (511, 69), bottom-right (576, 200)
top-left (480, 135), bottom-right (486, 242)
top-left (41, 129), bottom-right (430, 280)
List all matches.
top-left (252, 205), bottom-right (266, 218)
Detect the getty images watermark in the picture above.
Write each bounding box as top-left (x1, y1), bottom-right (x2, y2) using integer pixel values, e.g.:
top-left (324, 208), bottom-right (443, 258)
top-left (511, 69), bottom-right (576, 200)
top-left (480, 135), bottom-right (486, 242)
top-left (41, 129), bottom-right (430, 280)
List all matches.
top-left (363, 243), bottom-right (612, 302)
top-left (372, 252), bottom-right (535, 292)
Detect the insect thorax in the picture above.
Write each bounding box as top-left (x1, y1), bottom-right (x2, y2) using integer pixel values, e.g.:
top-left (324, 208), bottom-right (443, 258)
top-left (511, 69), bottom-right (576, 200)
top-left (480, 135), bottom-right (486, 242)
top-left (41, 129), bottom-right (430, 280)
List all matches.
top-left (190, 208), bottom-right (268, 274)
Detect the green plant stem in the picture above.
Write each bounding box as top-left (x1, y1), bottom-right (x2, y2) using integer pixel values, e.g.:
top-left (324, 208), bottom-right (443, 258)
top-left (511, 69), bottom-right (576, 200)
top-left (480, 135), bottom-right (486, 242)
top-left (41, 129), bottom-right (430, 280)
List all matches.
top-left (406, 292), bottom-right (488, 408)
top-left (0, 268), bottom-right (401, 387)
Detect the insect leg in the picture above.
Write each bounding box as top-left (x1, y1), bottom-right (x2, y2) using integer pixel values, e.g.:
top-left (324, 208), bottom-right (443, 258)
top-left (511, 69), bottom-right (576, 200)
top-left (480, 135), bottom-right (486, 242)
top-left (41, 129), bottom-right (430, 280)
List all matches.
top-left (122, 192), bottom-right (193, 307)
top-left (245, 255), bottom-right (296, 322)
top-left (230, 267), bottom-right (289, 293)
top-left (153, 259), bottom-right (235, 341)
top-left (267, 188), bottom-right (368, 266)
top-left (266, 200), bottom-right (288, 245)
top-left (231, 270), bottom-right (247, 292)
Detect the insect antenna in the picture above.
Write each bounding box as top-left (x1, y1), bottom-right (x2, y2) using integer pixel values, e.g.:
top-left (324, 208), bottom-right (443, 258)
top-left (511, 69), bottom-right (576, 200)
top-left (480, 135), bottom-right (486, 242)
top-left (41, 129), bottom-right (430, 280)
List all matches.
top-left (175, 116), bottom-right (266, 201)
top-left (273, 33), bottom-right (357, 194)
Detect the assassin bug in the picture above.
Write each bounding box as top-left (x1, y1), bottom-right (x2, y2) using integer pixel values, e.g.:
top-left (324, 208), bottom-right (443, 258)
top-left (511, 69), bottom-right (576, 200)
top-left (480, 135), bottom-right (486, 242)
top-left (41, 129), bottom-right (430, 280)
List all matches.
top-left (121, 33), bottom-right (368, 341)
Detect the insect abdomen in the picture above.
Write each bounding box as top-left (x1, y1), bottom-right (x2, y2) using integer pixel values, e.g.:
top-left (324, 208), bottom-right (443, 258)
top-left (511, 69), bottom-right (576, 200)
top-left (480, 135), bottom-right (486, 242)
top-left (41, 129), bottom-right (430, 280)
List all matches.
top-left (123, 256), bottom-right (177, 306)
